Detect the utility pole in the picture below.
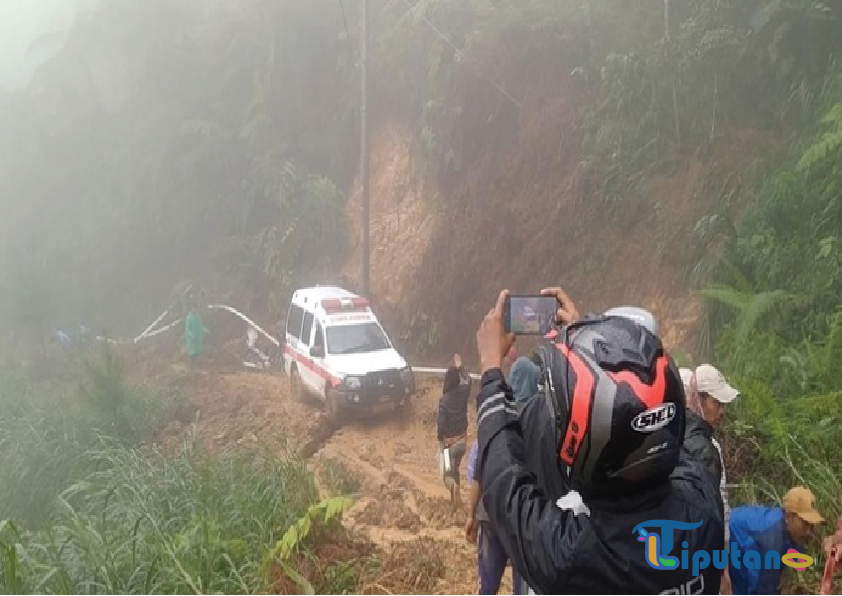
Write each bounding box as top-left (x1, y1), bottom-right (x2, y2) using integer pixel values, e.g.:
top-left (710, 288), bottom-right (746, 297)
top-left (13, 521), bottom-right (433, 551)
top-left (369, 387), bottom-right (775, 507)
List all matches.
top-left (664, 0), bottom-right (681, 144)
top-left (360, 0), bottom-right (370, 299)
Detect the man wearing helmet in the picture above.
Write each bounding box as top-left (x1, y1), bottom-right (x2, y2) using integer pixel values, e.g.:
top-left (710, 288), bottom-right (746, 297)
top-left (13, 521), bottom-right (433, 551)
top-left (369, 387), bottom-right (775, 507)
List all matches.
top-left (474, 288), bottom-right (724, 594)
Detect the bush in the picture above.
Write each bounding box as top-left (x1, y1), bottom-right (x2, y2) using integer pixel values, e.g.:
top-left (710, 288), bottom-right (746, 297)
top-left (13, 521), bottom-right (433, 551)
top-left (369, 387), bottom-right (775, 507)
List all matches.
top-left (0, 348), bottom-right (360, 595)
top-left (0, 345), bottom-right (172, 529)
top-left (707, 95), bottom-right (842, 593)
top-left (0, 437), bottom-right (320, 594)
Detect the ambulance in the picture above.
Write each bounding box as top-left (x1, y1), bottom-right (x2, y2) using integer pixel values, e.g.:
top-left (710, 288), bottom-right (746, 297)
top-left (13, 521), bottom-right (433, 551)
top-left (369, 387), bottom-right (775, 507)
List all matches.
top-left (282, 285), bottom-right (416, 421)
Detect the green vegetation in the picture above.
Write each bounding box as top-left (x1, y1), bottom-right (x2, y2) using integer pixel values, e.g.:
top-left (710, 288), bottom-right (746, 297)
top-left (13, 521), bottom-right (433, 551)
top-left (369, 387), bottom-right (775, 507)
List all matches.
top-left (377, 0), bottom-right (842, 587)
top-left (700, 97), bottom-right (842, 590)
top-left (0, 344), bottom-right (171, 528)
top-left (0, 347), bottom-right (361, 594)
top-left (2, 0), bottom-right (842, 592)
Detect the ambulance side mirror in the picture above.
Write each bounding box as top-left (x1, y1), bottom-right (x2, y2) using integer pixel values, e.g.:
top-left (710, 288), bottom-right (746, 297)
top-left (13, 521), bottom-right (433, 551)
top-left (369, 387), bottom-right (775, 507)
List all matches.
top-left (310, 345), bottom-right (325, 359)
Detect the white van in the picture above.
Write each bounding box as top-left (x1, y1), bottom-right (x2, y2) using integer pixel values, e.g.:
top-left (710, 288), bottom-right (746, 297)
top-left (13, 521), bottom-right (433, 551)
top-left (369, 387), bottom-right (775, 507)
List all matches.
top-left (282, 285), bottom-right (415, 421)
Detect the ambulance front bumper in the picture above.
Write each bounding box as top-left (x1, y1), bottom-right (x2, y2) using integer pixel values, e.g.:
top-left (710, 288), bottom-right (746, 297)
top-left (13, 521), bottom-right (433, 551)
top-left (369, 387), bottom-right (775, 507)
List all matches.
top-left (335, 368), bottom-right (415, 408)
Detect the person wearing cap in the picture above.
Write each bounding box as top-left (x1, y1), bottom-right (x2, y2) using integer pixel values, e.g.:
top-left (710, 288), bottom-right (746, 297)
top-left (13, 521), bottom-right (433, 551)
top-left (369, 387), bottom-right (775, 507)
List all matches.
top-left (729, 486), bottom-right (825, 595)
top-left (684, 364), bottom-right (740, 478)
top-left (683, 365), bottom-right (739, 593)
top-left (683, 375), bottom-right (724, 486)
top-left (694, 363), bottom-right (740, 422)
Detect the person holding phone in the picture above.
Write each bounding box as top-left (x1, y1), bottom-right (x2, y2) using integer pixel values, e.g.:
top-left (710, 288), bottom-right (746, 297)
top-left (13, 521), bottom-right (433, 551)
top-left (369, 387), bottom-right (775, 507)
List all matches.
top-left (474, 287), bottom-right (724, 594)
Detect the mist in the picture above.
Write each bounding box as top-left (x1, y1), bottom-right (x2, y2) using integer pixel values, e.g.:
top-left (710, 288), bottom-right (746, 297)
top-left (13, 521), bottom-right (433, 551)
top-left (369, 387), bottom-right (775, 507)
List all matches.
top-left (0, 0), bottom-right (97, 90)
top-left (1, 1), bottom-right (841, 594)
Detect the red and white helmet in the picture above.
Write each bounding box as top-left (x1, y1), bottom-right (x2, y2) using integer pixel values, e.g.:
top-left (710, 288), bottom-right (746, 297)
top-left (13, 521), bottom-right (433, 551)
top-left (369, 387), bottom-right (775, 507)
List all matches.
top-left (538, 314), bottom-right (686, 497)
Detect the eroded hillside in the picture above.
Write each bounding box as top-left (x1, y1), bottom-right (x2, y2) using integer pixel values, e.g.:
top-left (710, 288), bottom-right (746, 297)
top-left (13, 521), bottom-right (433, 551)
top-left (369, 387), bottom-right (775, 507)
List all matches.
top-left (343, 72), bottom-right (783, 366)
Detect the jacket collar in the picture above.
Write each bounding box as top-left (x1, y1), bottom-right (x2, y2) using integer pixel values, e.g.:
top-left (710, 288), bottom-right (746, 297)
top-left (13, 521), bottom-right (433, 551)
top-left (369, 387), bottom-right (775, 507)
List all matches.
top-left (686, 410), bottom-right (714, 437)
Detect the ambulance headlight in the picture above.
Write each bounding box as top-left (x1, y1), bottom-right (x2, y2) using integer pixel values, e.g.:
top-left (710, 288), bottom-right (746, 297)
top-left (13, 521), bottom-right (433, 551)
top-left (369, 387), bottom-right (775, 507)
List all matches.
top-left (344, 376), bottom-right (361, 390)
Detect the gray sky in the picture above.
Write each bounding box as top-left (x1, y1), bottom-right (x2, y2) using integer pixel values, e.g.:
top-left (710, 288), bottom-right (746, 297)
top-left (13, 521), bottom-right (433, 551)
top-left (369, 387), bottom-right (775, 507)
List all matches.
top-left (0, 0), bottom-right (93, 90)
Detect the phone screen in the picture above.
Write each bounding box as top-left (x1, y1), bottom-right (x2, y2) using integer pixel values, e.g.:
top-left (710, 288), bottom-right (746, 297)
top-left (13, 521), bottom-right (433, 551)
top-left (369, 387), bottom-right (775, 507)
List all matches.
top-left (505, 295), bottom-right (558, 335)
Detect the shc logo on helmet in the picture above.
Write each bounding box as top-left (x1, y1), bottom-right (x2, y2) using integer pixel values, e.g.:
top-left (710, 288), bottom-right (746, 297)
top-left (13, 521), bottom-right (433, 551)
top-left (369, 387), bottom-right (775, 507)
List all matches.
top-left (631, 403), bottom-right (677, 433)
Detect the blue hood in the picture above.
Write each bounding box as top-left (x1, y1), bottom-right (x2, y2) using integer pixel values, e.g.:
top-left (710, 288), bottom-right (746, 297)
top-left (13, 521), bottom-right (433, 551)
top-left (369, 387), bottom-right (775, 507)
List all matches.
top-left (510, 357), bottom-right (541, 406)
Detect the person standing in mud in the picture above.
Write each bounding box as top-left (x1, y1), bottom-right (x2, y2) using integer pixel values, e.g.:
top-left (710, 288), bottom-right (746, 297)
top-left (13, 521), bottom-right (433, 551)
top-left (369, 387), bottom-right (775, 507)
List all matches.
top-left (438, 353), bottom-right (471, 510)
top-left (465, 356), bottom-right (539, 594)
top-left (466, 438), bottom-right (514, 594)
top-left (184, 294), bottom-right (209, 370)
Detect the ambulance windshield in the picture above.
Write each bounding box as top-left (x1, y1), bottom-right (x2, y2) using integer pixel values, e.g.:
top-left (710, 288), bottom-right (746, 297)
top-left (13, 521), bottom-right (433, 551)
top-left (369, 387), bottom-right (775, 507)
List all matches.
top-left (326, 322), bottom-right (391, 355)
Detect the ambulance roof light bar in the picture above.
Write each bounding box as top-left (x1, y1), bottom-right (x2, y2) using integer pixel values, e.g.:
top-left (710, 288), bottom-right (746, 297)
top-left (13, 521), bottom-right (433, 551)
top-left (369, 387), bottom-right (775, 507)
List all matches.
top-left (321, 296), bottom-right (370, 314)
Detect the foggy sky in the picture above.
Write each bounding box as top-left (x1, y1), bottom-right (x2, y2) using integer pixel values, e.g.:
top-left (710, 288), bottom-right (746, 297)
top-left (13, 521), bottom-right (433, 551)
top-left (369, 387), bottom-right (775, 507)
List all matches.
top-left (0, 0), bottom-right (95, 90)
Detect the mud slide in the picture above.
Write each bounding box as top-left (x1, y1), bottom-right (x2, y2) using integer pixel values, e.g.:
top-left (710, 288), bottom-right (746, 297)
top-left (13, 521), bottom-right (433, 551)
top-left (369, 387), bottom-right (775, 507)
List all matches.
top-left (160, 368), bottom-right (512, 595)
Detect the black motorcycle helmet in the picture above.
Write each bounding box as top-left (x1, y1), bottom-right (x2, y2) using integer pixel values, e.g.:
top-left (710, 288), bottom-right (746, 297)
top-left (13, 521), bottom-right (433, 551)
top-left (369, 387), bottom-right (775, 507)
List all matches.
top-left (537, 313), bottom-right (686, 498)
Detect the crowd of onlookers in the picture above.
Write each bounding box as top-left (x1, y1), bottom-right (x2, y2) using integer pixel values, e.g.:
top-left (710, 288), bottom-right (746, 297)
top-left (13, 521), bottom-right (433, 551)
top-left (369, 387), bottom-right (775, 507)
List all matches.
top-left (437, 287), bottom-right (842, 595)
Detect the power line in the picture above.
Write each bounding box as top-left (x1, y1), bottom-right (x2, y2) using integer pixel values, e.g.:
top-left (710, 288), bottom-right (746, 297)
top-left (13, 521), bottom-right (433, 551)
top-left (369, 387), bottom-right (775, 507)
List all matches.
top-left (396, 0), bottom-right (522, 109)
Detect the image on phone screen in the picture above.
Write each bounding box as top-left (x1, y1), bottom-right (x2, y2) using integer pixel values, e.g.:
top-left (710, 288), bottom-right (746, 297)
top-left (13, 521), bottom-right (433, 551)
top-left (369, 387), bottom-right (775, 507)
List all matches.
top-left (506, 295), bottom-right (558, 335)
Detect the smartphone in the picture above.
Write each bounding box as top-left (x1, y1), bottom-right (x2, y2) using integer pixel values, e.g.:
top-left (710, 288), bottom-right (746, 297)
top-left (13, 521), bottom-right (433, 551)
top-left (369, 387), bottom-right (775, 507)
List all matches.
top-left (504, 294), bottom-right (559, 335)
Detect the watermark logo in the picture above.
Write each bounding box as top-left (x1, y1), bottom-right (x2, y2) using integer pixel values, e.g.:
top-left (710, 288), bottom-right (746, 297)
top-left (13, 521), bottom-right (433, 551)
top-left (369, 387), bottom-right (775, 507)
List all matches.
top-left (632, 519), bottom-right (814, 577)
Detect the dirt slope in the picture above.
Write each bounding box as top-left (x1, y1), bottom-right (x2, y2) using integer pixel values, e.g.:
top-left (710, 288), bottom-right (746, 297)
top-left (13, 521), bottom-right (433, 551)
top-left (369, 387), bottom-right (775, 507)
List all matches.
top-left (341, 59), bottom-right (783, 368)
top-left (342, 121), bottom-right (439, 309)
top-left (159, 368), bottom-right (498, 595)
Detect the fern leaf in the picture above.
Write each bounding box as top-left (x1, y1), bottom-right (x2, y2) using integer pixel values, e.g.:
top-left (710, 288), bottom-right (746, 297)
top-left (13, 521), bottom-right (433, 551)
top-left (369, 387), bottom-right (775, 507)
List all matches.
top-left (820, 102), bottom-right (842, 126)
top-left (715, 256), bottom-right (754, 294)
top-left (325, 496), bottom-right (353, 521)
top-left (698, 285), bottom-right (751, 311)
top-left (278, 561), bottom-right (316, 595)
top-left (797, 130), bottom-right (842, 172)
top-left (823, 311), bottom-right (842, 388)
top-left (700, 287), bottom-right (793, 347)
top-left (733, 290), bottom-right (789, 347)
top-left (271, 497), bottom-right (354, 562)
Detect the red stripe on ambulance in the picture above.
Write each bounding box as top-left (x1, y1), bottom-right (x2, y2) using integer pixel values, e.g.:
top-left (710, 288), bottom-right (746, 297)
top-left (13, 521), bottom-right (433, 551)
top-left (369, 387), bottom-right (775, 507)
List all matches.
top-left (284, 344), bottom-right (342, 387)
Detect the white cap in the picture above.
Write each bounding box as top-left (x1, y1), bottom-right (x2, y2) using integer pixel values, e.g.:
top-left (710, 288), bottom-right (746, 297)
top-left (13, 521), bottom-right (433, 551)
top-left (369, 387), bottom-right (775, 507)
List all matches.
top-left (694, 364), bottom-right (740, 404)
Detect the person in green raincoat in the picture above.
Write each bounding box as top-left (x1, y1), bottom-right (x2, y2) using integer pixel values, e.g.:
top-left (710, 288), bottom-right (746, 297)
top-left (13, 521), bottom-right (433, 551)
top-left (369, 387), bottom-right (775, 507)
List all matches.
top-left (184, 298), bottom-right (209, 368)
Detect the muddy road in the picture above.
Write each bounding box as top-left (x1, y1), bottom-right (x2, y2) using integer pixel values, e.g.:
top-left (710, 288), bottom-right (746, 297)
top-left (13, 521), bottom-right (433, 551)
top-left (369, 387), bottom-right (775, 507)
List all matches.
top-left (158, 368), bottom-right (514, 595)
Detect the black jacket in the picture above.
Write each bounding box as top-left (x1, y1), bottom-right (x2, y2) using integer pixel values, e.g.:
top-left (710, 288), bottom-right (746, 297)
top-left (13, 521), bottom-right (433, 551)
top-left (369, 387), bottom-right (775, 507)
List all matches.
top-left (476, 368), bottom-right (724, 595)
top-left (683, 411), bottom-right (722, 488)
top-left (516, 384), bottom-right (569, 498)
top-left (437, 367), bottom-right (471, 442)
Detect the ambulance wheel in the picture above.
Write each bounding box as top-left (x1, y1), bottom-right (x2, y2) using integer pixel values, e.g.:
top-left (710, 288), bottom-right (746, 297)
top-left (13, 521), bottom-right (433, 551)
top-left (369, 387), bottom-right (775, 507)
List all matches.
top-left (325, 387), bottom-right (343, 425)
top-left (290, 367), bottom-right (305, 403)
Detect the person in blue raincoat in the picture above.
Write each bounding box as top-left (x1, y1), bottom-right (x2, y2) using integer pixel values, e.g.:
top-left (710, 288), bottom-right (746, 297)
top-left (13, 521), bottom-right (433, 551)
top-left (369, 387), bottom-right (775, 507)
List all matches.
top-left (729, 485), bottom-right (825, 595)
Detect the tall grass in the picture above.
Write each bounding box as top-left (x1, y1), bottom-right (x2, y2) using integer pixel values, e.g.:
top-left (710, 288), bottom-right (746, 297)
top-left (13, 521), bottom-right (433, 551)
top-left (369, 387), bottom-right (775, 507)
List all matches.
top-left (0, 344), bottom-right (170, 528)
top-left (0, 345), bottom-right (352, 594)
top-left (724, 432), bottom-right (840, 594)
top-left (1, 435), bottom-right (319, 594)
top-left (707, 96), bottom-right (842, 594)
